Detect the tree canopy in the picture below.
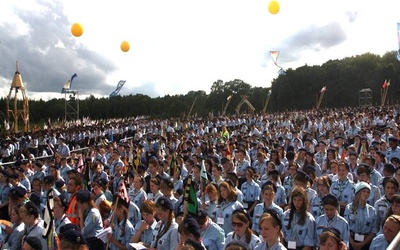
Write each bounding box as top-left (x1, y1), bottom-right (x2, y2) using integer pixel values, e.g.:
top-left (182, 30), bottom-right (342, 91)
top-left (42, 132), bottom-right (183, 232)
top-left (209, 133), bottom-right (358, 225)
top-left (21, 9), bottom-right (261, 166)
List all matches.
top-left (2, 51), bottom-right (400, 123)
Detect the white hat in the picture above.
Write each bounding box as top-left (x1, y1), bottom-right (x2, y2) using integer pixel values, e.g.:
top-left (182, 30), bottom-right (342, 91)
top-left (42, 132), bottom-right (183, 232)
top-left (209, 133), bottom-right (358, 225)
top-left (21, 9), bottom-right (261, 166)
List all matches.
top-left (354, 181), bottom-right (371, 196)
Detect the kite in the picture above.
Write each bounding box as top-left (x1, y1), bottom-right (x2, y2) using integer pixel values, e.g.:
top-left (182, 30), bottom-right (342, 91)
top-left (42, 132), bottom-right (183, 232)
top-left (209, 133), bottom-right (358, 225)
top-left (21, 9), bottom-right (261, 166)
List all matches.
top-left (61, 73), bottom-right (78, 93)
top-left (109, 80), bottom-right (126, 97)
top-left (397, 23), bottom-right (400, 61)
top-left (270, 51), bottom-right (286, 75)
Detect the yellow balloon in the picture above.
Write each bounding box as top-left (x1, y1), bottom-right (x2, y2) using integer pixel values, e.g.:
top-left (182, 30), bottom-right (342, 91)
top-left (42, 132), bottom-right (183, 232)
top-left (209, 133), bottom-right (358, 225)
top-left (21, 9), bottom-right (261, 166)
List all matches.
top-left (71, 23), bottom-right (83, 37)
top-left (268, 0), bottom-right (280, 15)
top-left (121, 41), bottom-right (130, 52)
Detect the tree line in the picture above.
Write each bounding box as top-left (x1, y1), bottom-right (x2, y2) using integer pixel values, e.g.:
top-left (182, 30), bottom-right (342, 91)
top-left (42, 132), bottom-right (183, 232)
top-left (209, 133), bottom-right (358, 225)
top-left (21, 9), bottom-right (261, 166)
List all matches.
top-left (1, 51), bottom-right (400, 123)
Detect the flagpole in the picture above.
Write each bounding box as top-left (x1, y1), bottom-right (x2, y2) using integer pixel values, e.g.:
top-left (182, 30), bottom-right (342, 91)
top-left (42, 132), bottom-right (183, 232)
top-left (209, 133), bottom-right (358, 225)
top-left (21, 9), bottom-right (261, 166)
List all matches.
top-left (183, 176), bottom-right (192, 219)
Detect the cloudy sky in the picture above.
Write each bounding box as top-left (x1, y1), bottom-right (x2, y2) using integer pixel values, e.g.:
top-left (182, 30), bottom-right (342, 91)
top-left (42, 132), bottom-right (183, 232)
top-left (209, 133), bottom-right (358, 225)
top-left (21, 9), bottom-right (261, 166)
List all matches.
top-left (0, 0), bottom-right (399, 100)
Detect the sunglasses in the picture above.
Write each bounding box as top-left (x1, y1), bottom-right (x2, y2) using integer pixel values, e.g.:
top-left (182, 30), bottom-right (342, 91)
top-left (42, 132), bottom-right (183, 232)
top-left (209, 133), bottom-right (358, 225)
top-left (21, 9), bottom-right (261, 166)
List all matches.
top-left (232, 221), bottom-right (244, 228)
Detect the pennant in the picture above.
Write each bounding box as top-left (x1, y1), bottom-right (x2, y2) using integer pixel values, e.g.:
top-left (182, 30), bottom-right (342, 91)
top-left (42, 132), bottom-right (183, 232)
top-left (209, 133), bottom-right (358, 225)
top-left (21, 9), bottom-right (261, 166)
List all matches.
top-left (118, 180), bottom-right (130, 205)
top-left (77, 156), bottom-right (84, 173)
top-left (61, 73), bottom-right (77, 93)
top-left (43, 189), bottom-right (60, 249)
top-left (200, 160), bottom-right (208, 194)
top-left (382, 80), bottom-right (388, 89)
top-left (185, 177), bottom-right (198, 215)
top-left (320, 86), bottom-right (326, 93)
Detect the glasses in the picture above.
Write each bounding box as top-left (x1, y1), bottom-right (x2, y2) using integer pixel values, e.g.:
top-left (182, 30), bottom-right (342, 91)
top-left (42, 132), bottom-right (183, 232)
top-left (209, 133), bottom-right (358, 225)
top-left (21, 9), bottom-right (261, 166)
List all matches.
top-left (232, 221), bottom-right (244, 228)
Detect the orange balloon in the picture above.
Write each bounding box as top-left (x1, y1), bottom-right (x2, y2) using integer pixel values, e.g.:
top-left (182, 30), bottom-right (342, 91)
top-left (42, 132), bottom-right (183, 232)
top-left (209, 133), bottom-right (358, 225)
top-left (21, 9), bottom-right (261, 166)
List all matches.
top-left (120, 41), bottom-right (130, 52)
top-left (268, 0), bottom-right (280, 15)
top-left (71, 23), bottom-right (83, 37)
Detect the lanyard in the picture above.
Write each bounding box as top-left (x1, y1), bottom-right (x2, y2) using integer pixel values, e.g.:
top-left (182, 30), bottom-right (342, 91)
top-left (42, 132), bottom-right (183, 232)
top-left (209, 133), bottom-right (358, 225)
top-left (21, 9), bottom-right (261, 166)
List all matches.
top-left (338, 179), bottom-right (348, 197)
top-left (56, 215), bottom-right (67, 230)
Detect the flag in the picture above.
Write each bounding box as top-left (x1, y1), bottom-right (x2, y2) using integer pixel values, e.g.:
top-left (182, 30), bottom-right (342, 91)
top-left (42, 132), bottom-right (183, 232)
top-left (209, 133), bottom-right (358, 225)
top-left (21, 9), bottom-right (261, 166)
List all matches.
top-left (70, 73), bottom-right (78, 86)
top-left (185, 177), bottom-right (198, 215)
top-left (118, 180), bottom-right (130, 205)
top-left (169, 153), bottom-right (176, 177)
top-left (43, 189), bottom-right (60, 249)
top-left (61, 73), bottom-right (77, 93)
top-left (320, 86), bottom-right (326, 93)
top-left (77, 156), bottom-right (84, 173)
top-left (200, 160), bottom-right (208, 193)
top-left (382, 80), bottom-right (388, 89)
top-left (387, 80), bottom-right (391, 86)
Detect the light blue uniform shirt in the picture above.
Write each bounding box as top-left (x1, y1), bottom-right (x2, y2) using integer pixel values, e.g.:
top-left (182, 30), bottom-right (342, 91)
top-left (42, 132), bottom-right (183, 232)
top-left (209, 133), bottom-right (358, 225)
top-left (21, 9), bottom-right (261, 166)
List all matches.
top-left (310, 195), bottom-right (323, 218)
top-left (129, 188), bottom-right (147, 209)
top-left (81, 207), bottom-right (103, 239)
top-left (374, 195), bottom-right (391, 231)
top-left (201, 219), bottom-right (225, 250)
top-left (6, 222), bottom-right (25, 250)
top-left (109, 219), bottom-right (135, 250)
top-left (366, 184), bottom-right (381, 207)
top-left (283, 176), bottom-right (293, 198)
top-left (330, 179), bottom-right (354, 205)
top-left (216, 200), bottom-right (243, 235)
top-left (128, 201), bottom-right (142, 227)
top-left (254, 241), bottom-right (287, 250)
top-left (241, 180), bottom-right (261, 203)
top-left (315, 213), bottom-right (350, 247)
top-left (235, 187), bottom-right (244, 203)
top-left (205, 200), bottom-right (218, 222)
top-left (252, 202), bottom-right (284, 233)
top-left (275, 184), bottom-right (287, 206)
top-left (281, 210), bottom-right (316, 248)
top-left (386, 146), bottom-right (400, 162)
top-left (370, 234), bottom-right (388, 250)
top-left (344, 202), bottom-right (377, 234)
top-left (134, 220), bottom-right (158, 246)
top-left (370, 169), bottom-right (382, 187)
top-left (150, 220), bottom-right (179, 250)
top-left (225, 232), bottom-right (261, 250)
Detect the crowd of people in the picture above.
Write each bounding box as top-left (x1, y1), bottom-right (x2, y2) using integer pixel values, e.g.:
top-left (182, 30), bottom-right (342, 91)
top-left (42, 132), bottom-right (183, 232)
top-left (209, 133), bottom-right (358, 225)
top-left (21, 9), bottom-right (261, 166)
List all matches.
top-left (0, 105), bottom-right (400, 250)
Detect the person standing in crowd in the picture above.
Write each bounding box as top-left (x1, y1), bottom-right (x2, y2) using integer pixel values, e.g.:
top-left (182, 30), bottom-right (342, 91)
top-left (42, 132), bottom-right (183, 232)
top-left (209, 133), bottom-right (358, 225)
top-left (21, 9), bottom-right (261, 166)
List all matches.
top-left (202, 183), bottom-right (219, 222)
top-left (196, 208), bottom-right (225, 250)
top-left (66, 175), bottom-right (82, 225)
top-left (107, 197), bottom-right (135, 250)
top-left (129, 175), bottom-right (147, 208)
top-left (344, 182), bottom-right (377, 250)
top-left (91, 178), bottom-right (107, 207)
top-left (21, 236), bottom-right (43, 250)
top-left (148, 177), bottom-right (163, 202)
top-left (3, 206), bottom-right (25, 250)
top-left (0, 169), bottom-right (12, 220)
top-left (216, 181), bottom-right (243, 235)
top-left (356, 165), bottom-right (381, 206)
top-left (76, 189), bottom-right (104, 250)
top-left (131, 200), bottom-right (158, 247)
top-left (59, 229), bottom-right (88, 250)
top-left (240, 167), bottom-right (260, 216)
top-left (310, 175), bottom-right (331, 218)
top-left (57, 138), bottom-right (70, 157)
top-left (281, 187), bottom-right (316, 250)
top-left (330, 161), bottom-right (354, 216)
top-left (225, 209), bottom-right (261, 250)
top-left (292, 170), bottom-right (317, 203)
top-left (370, 214), bottom-right (400, 249)
top-left (176, 215), bottom-right (206, 250)
top-left (252, 182), bottom-right (284, 234)
top-left (53, 196), bottom-right (71, 235)
top-left (319, 227), bottom-right (347, 250)
top-left (19, 201), bottom-right (47, 250)
top-left (374, 177), bottom-right (399, 231)
top-left (315, 194), bottom-right (350, 247)
top-left (149, 197), bottom-right (179, 250)
top-left (254, 210), bottom-right (286, 250)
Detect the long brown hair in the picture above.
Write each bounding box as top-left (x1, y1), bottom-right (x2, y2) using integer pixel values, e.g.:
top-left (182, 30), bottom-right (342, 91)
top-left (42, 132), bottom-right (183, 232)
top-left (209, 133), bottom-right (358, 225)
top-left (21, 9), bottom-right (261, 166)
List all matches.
top-left (232, 209), bottom-right (252, 244)
top-left (218, 181), bottom-right (237, 203)
top-left (287, 187), bottom-right (309, 229)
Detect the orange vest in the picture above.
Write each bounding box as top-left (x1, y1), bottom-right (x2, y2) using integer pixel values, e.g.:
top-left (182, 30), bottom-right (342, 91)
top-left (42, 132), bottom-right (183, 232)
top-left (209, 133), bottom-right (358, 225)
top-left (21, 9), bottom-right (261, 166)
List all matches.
top-left (66, 194), bottom-right (79, 225)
